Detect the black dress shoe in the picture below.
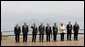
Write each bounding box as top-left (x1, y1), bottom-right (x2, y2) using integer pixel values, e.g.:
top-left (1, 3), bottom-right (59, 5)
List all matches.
top-left (76, 39), bottom-right (78, 41)
top-left (70, 40), bottom-right (71, 41)
top-left (15, 42), bottom-right (18, 43)
top-left (74, 39), bottom-right (76, 41)
top-left (42, 41), bottom-right (43, 42)
top-left (25, 41), bottom-right (27, 43)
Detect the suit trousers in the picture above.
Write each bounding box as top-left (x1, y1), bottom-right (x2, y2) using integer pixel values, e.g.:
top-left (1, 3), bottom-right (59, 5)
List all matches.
top-left (67, 31), bottom-right (71, 40)
top-left (23, 34), bottom-right (28, 42)
top-left (74, 31), bottom-right (78, 40)
top-left (39, 33), bottom-right (44, 42)
top-left (61, 33), bottom-right (64, 41)
top-left (15, 34), bottom-right (20, 43)
top-left (32, 33), bottom-right (36, 42)
top-left (46, 34), bottom-right (50, 42)
top-left (53, 34), bottom-right (57, 41)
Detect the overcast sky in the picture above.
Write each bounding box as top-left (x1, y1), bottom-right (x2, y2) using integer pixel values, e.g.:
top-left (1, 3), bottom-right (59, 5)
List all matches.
top-left (1, 1), bottom-right (84, 31)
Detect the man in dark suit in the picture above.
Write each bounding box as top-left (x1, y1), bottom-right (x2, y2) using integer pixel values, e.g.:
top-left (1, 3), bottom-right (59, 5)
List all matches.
top-left (22, 22), bottom-right (29, 42)
top-left (52, 23), bottom-right (58, 41)
top-left (66, 21), bottom-right (72, 41)
top-left (46, 23), bottom-right (52, 42)
top-left (14, 24), bottom-right (21, 43)
top-left (39, 23), bottom-right (45, 42)
top-left (73, 22), bottom-right (79, 41)
top-left (31, 23), bottom-right (37, 42)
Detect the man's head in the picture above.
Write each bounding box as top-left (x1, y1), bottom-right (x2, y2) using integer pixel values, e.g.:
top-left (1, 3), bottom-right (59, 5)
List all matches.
top-left (41, 22), bottom-right (43, 26)
top-left (16, 23), bottom-right (19, 26)
top-left (24, 22), bottom-right (27, 25)
top-left (75, 21), bottom-right (77, 25)
top-left (68, 21), bottom-right (71, 25)
top-left (47, 23), bottom-right (49, 26)
top-left (54, 23), bottom-right (56, 26)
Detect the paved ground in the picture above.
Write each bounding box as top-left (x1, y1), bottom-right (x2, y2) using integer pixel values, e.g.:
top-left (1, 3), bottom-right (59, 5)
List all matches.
top-left (1, 37), bottom-right (84, 46)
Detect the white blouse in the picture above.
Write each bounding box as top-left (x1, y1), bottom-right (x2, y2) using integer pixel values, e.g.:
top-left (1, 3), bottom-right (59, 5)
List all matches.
top-left (60, 25), bottom-right (65, 33)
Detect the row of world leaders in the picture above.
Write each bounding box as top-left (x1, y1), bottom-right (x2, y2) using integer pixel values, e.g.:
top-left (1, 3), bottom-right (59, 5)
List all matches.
top-left (14, 21), bottom-right (79, 43)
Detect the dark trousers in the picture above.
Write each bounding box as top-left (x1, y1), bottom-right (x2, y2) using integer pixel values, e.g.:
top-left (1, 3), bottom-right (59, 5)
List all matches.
top-left (74, 31), bottom-right (78, 40)
top-left (32, 33), bottom-right (36, 42)
top-left (39, 33), bottom-right (44, 42)
top-left (67, 32), bottom-right (71, 40)
top-left (46, 34), bottom-right (50, 42)
top-left (53, 34), bottom-right (57, 41)
top-left (61, 33), bottom-right (64, 41)
top-left (23, 34), bottom-right (27, 42)
top-left (15, 34), bottom-right (20, 43)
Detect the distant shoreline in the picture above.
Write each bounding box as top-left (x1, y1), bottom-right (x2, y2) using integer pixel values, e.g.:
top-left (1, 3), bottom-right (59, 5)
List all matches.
top-left (1, 29), bottom-right (84, 32)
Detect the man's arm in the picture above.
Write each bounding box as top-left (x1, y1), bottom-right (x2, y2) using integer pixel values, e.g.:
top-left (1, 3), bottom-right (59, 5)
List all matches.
top-left (36, 27), bottom-right (37, 34)
top-left (27, 26), bottom-right (29, 33)
top-left (71, 25), bottom-right (72, 29)
top-left (78, 25), bottom-right (80, 30)
top-left (43, 26), bottom-right (45, 34)
top-left (19, 27), bottom-right (21, 33)
top-left (50, 27), bottom-right (52, 38)
top-left (46, 27), bottom-right (47, 34)
top-left (39, 26), bottom-right (40, 33)
top-left (66, 25), bottom-right (68, 30)
top-left (57, 26), bottom-right (58, 34)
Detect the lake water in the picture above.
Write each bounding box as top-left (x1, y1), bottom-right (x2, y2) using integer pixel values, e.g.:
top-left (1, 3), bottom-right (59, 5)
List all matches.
top-left (2, 29), bottom-right (84, 38)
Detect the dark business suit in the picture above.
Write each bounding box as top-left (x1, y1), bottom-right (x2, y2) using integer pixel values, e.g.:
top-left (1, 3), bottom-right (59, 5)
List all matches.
top-left (46, 26), bottom-right (52, 42)
top-left (73, 24), bottom-right (79, 40)
top-left (14, 26), bottom-right (21, 43)
top-left (31, 26), bottom-right (37, 42)
top-left (52, 26), bottom-right (58, 41)
top-left (66, 24), bottom-right (72, 41)
top-left (39, 25), bottom-right (45, 42)
top-left (22, 25), bottom-right (28, 42)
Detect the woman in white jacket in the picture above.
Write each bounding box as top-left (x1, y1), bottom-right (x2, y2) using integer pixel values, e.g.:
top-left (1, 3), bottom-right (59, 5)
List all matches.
top-left (60, 22), bottom-right (65, 41)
